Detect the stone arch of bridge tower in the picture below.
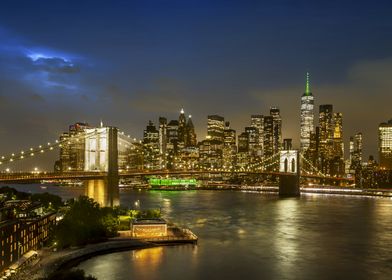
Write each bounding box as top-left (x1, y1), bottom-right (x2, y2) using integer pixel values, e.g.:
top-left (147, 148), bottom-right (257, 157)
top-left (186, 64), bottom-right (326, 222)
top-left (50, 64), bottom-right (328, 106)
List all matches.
top-left (279, 150), bottom-right (298, 174)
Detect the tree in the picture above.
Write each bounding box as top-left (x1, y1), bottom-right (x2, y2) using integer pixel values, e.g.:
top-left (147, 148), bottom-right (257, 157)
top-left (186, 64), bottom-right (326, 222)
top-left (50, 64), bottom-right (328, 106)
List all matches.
top-left (31, 192), bottom-right (63, 210)
top-left (0, 186), bottom-right (30, 200)
top-left (55, 196), bottom-right (118, 248)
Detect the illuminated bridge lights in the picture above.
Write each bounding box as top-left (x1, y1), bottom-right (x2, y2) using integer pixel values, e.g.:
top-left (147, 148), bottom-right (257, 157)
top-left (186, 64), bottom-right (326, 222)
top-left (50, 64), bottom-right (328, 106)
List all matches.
top-left (0, 128), bottom-right (141, 166)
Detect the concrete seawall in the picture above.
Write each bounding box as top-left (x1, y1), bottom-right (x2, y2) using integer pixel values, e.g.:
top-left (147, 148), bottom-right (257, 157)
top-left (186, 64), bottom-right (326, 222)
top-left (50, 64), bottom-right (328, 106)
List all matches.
top-left (26, 235), bottom-right (197, 279)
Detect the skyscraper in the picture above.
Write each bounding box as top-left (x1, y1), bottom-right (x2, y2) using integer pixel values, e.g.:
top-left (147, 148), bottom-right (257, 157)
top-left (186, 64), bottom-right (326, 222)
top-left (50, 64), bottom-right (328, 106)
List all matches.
top-left (331, 112), bottom-right (345, 176)
top-left (223, 122), bottom-right (237, 169)
top-left (207, 115), bottom-right (225, 142)
top-left (199, 115), bottom-right (225, 169)
top-left (319, 105), bottom-right (333, 146)
top-left (167, 120), bottom-right (179, 151)
top-left (236, 131), bottom-right (249, 169)
top-left (143, 120), bottom-right (160, 170)
top-left (350, 132), bottom-right (363, 170)
top-left (250, 115), bottom-right (264, 157)
top-left (318, 104), bottom-right (334, 164)
top-left (158, 117), bottom-right (167, 167)
top-left (59, 122), bottom-right (91, 172)
top-left (333, 112), bottom-right (344, 159)
top-left (186, 115), bottom-right (197, 147)
top-left (178, 108), bottom-right (187, 144)
top-left (379, 119), bottom-right (392, 169)
top-left (245, 127), bottom-right (258, 156)
top-left (270, 107), bottom-right (282, 154)
top-left (263, 116), bottom-right (274, 159)
top-left (300, 72), bottom-right (314, 153)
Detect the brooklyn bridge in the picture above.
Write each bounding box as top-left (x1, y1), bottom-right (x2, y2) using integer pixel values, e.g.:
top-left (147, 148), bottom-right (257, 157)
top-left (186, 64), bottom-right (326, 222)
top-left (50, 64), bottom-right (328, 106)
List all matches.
top-left (0, 125), bottom-right (354, 206)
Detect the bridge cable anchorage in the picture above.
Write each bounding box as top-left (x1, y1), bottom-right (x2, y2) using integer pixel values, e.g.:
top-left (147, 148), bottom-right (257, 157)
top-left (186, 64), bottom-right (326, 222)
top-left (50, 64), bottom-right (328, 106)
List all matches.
top-left (0, 129), bottom-right (142, 166)
top-left (299, 153), bottom-right (327, 177)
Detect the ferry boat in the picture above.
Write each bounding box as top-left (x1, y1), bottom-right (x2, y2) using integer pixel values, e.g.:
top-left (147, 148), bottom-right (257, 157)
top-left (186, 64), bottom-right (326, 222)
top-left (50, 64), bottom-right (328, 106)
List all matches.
top-left (148, 177), bottom-right (198, 190)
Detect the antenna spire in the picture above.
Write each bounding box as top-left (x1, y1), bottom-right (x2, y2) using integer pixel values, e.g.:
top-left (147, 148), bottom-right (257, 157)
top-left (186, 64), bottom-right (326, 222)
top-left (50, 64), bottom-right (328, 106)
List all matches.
top-left (305, 72), bottom-right (311, 95)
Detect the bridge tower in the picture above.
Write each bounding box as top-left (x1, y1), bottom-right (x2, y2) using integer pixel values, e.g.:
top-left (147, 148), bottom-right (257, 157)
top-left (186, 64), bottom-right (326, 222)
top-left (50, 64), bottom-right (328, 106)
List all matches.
top-left (84, 126), bottom-right (119, 207)
top-left (278, 150), bottom-right (300, 197)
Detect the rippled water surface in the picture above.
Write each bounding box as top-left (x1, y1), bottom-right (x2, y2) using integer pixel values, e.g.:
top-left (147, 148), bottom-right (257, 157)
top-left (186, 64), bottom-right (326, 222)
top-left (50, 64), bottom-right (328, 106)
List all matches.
top-left (7, 184), bottom-right (392, 279)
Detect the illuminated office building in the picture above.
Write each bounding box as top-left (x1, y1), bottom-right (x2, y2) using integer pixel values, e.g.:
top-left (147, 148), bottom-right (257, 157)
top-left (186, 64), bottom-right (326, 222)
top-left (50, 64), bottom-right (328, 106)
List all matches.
top-left (263, 116), bottom-right (274, 159)
top-left (207, 115), bottom-right (225, 143)
top-left (198, 115), bottom-right (225, 169)
top-left (178, 108), bottom-right (187, 145)
top-left (319, 104), bottom-right (334, 153)
top-left (350, 132), bottom-right (363, 170)
top-left (318, 104), bottom-right (334, 173)
top-left (379, 119), bottom-right (392, 169)
top-left (159, 117), bottom-right (167, 155)
top-left (186, 115), bottom-right (197, 147)
top-left (300, 72), bottom-right (314, 153)
top-left (236, 132), bottom-right (249, 169)
top-left (332, 112), bottom-right (344, 158)
top-left (331, 112), bottom-right (345, 176)
top-left (222, 122), bottom-right (237, 169)
top-left (250, 115), bottom-right (264, 157)
top-left (59, 122), bottom-right (91, 171)
top-left (198, 139), bottom-right (223, 169)
top-left (270, 107), bottom-right (282, 154)
top-left (166, 120), bottom-right (179, 153)
top-left (143, 121), bottom-right (160, 170)
top-left (245, 127), bottom-right (258, 157)
top-left (283, 139), bottom-right (293, 150)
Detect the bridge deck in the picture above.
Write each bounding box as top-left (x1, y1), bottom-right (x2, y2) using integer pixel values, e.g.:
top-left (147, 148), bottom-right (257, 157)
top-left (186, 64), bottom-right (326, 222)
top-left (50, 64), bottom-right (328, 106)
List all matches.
top-left (0, 170), bottom-right (354, 183)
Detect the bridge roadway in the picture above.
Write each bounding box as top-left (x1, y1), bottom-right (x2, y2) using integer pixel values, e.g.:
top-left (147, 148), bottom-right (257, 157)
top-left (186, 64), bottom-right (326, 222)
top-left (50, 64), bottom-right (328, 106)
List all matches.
top-left (0, 170), bottom-right (354, 183)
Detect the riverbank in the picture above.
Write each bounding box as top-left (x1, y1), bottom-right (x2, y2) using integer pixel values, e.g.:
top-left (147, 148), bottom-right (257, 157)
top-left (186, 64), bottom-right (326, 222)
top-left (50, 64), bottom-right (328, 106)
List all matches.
top-left (16, 239), bottom-right (151, 280)
top-left (16, 234), bottom-right (197, 280)
top-left (1, 226), bottom-right (198, 279)
top-left (143, 185), bottom-right (392, 197)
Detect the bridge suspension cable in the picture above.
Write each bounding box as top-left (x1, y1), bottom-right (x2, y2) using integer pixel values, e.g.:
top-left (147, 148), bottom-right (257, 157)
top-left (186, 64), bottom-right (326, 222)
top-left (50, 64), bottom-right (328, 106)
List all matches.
top-left (0, 128), bottom-right (142, 166)
top-left (242, 152), bottom-right (281, 172)
top-left (299, 153), bottom-right (326, 177)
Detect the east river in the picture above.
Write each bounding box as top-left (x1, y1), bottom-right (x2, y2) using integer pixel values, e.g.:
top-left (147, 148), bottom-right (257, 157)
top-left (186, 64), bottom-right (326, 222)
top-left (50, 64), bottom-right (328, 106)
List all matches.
top-left (6, 183), bottom-right (392, 280)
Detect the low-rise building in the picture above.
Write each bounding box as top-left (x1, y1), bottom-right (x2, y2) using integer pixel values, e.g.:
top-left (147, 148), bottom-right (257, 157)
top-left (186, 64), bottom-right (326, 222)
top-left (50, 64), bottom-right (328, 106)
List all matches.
top-left (131, 218), bottom-right (167, 238)
top-left (0, 201), bottom-right (56, 273)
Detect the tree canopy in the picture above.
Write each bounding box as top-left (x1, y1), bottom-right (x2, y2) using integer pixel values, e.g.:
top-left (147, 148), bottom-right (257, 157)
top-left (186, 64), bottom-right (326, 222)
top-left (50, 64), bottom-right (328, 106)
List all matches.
top-left (55, 196), bottom-right (118, 248)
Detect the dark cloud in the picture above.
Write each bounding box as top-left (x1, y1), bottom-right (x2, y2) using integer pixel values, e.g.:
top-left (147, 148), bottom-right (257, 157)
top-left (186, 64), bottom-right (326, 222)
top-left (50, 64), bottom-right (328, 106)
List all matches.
top-left (32, 57), bottom-right (79, 74)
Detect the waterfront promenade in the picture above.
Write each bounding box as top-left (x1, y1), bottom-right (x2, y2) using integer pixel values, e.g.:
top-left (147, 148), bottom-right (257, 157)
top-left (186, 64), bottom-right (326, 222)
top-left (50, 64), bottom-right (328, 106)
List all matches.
top-left (8, 227), bottom-right (198, 280)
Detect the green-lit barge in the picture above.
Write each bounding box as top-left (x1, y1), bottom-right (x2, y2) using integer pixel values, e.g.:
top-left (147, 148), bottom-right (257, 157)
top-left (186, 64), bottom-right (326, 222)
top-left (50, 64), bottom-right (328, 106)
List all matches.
top-left (148, 178), bottom-right (198, 190)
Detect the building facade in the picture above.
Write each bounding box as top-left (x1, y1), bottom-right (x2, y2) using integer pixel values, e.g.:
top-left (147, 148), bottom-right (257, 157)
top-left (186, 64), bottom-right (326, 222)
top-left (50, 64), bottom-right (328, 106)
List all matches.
top-left (59, 122), bottom-right (91, 172)
top-left (379, 119), bottom-right (392, 169)
top-left (143, 121), bottom-right (160, 170)
top-left (300, 72), bottom-right (314, 153)
top-left (0, 202), bottom-right (56, 273)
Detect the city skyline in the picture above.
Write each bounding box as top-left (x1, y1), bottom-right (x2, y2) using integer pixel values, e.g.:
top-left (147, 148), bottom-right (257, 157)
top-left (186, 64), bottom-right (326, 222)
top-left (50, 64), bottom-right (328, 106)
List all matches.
top-left (0, 1), bottom-right (392, 166)
top-left (1, 2), bottom-right (392, 279)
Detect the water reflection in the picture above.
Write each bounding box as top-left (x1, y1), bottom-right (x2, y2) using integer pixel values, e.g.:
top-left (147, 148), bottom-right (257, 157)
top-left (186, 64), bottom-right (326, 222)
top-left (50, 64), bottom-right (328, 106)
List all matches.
top-left (132, 247), bottom-right (164, 272)
top-left (273, 199), bottom-right (300, 277)
top-left (85, 179), bottom-right (119, 207)
top-left (10, 186), bottom-right (390, 279)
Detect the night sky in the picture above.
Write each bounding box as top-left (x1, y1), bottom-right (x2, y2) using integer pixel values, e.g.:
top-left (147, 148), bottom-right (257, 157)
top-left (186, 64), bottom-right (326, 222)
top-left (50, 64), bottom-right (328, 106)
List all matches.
top-left (0, 0), bottom-right (391, 170)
